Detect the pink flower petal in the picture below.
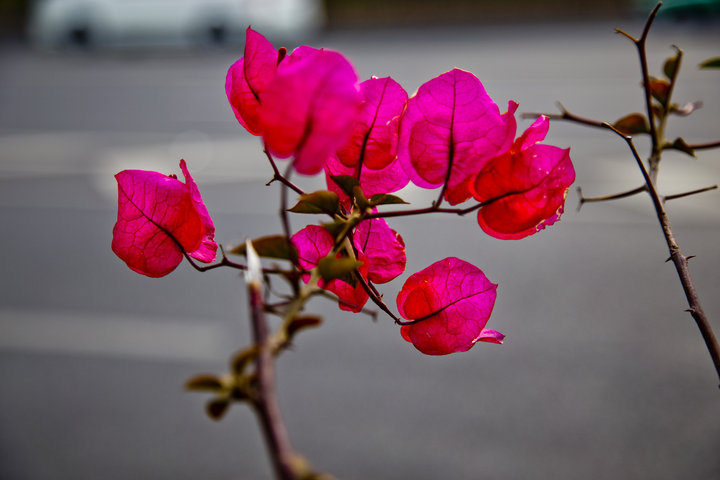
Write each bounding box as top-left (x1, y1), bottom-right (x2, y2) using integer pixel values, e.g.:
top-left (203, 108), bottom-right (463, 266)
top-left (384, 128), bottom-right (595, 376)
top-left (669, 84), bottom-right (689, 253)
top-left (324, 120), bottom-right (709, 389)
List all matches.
top-left (475, 329), bottom-right (505, 344)
top-left (397, 69), bottom-right (516, 205)
top-left (260, 49), bottom-right (361, 175)
top-left (112, 161), bottom-right (216, 277)
top-left (291, 225), bottom-right (369, 312)
top-left (515, 114), bottom-right (548, 151)
top-left (354, 218), bottom-right (406, 284)
top-left (337, 76), bottom-right (408, 170)
top-left (179, 159), bottom-right (217, 263)
top-left (225, 27), bottom-right (281, 135)
top-left (397, 257), bottom-right (498, 355)
top-left (472, 119), bottom-right (575, 240)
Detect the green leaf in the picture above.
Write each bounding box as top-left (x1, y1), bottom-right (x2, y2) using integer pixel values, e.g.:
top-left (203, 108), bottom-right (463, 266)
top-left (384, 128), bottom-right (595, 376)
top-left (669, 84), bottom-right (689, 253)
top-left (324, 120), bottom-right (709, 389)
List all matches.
top-left (613, 113), bottom-right (650, 135)
top-left (352, 186), bottom-right (369, 211)
top-left (288, 191), bottom-right (339, 215)
top-left (329, 175), bottom-right (360, 198)
top-left (206, 397), bottom-right (230, 421)
top-left (699, 57), bottom-right (720, 69)
top-left (321, 220), bottom-right (347, 238)
top-left (671, 137), bottom-right (696, 158)
top-left (369, 193), bottom-right (409, 206)
top-left (230, 346), bottom-right (259, 375)
top-left (230, 235), bottom-right (298, 262)
top-left (317, 255), bottom-right (363, 284)
top-left (663, 54), bottom-right (679, 79)
top-left (186, 374), bottom-right (224, 392)
top-left (286, 315), bottom-right (323, 339)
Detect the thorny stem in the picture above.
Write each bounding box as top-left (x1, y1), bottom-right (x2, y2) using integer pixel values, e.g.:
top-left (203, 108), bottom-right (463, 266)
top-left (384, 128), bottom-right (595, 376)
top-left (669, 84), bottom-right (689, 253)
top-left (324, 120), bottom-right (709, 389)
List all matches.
top-left (365, 202), bottom-right (484, 220)
top-left (525, 3), bottom-right (720, 386)
top-left (355, 272), bottom-right (403, 324)
top-left (265, 149), bottom-right (306, 196)
top-left (603, 123), bottom-right (720, 386)
top-left (577, 185), bottom-right (647, 210)
top-left (616, 2), bottom-right (663, 183)
top-left (522, 102), bottom-right (605, 128)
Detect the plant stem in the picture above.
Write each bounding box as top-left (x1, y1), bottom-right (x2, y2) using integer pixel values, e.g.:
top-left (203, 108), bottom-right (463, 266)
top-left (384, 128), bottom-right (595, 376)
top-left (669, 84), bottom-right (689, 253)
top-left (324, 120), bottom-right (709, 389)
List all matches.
top-left (689, 140), bottom-right (720, 151)
top-left (247, 277), bottom-right (301, 479)
top-left (603, 123), bottom-right (720, 386)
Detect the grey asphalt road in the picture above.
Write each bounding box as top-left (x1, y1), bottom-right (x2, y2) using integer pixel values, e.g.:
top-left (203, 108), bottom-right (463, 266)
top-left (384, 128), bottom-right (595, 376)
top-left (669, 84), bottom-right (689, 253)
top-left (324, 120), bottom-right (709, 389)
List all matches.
top-left (1, 17), bottom-right (720, 480)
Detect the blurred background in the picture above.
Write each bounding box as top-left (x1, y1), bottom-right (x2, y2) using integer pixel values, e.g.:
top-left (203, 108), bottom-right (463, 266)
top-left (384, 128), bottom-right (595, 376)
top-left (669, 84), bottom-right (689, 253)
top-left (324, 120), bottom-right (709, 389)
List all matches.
top-left (1, 1), bottom-right (720, 479)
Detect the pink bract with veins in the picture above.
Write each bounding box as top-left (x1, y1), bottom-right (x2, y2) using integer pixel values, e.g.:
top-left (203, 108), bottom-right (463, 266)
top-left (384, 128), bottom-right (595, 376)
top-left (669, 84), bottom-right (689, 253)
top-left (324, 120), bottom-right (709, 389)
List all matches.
top-left (337, 76), bottom-right (408, 170)
top-left (225, 27), bottom-right (282, 135)
top-left (354, 217), bottom-right (406, 284)
top-left (397, 257), bottom-right (500, 355)
top-left (112, 160), bottom-right (217, 278)
top-left (398, 69), bottom-right (517, 205)
top-left (291, 225), bottom-right (369, 312)
top-left (471, 115), bottom-right (575, 240)
top-left (260, 47), bottom-right (362, 175)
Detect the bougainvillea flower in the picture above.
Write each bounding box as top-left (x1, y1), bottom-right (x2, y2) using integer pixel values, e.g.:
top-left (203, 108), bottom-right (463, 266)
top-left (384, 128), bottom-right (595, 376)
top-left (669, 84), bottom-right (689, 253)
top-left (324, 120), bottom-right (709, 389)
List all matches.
top-left (398, 69), bottom-right (517, 205)
top-left (291, 225), bottom-right (369, 312)
top-left (225, 27), bottom-right (283, 135)
top-left (325, 153), bottom-right (409, 207)
top-left (471, 115), bottom-right (575, 240)
top-left (354, 218), bottom-right (406, 284)
top-left (112, 160), bottom-right (217, 278)
top-left (259, 48), bottom-right (361, 175)
top-left (337, 76), bottom-right (408, 171)
top-left (397, 257), bottom-right (498, 355)
top-left (475, 329), bottom-right (505, 344)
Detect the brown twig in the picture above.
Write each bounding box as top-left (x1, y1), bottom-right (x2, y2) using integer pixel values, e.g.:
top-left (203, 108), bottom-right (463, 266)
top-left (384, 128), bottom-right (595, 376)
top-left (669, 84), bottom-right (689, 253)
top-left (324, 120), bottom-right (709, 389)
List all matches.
top-left (616, 3), bottom-right (663, 183)
top-left (354, 272), bottom-right (403, 324)
top-left (577, 185), bottom-right (648, 210)
top-left (264, 148), bottom-right (305, 196)
top-left (662, 185), bottom-right (718, 203)
top-left (602, 123), bottom-right (720, 386)
top-left (689, 140), bottom-right (720, 151)
top-left (522, 102), bottom-right (606, 129)
top-left (246, 255), bottom-right (301, 480)
top-left (364, 202), bottom-right (483, 220)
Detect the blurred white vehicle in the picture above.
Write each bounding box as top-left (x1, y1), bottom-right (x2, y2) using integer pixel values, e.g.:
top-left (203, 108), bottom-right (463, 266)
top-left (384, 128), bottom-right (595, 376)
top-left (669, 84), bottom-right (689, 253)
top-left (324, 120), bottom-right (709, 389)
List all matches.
top-left (28, 0), bottom-right (324, 47)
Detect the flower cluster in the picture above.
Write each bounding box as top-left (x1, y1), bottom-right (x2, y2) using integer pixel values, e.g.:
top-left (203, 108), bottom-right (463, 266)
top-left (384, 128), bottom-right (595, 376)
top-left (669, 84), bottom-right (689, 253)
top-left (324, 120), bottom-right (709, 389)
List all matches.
top-left (112, 27), bottom-right (575, 356)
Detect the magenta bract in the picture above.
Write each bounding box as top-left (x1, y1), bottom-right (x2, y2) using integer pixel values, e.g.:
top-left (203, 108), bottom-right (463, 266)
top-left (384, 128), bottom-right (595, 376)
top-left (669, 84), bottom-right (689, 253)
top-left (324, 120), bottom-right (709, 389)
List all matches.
top-left (397, 257), bottom-right (498, 355)
top-left (225, 27), bottom-right (281, 135)
top-left (354, 218), bottom-right (406, 284)
top-left (471, 116), bottom-right (575, 240)
top-left (398, 69), bottom-right (517, 205)
top-left (337, 76), bottom-right (408, 171)
top-left (260, 48), bottom-right (362, 175)
top-left (112, 160), bottom-right (217, 278)
top-left (291, 225), bottom-right (369, 312)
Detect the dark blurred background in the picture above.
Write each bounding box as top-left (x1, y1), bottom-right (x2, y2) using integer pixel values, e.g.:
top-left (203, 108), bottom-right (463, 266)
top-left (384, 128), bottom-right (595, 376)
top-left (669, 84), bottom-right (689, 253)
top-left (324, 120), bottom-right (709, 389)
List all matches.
top-left (1, 1), bottom-right (720, 479)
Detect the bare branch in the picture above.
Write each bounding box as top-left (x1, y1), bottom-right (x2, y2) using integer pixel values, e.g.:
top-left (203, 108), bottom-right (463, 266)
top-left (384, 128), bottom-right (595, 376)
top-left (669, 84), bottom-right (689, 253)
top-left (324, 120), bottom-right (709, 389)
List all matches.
top-left (662, 185), bottom-right (718, 203)
top-left (602, 122), bottom-right (720, 386)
